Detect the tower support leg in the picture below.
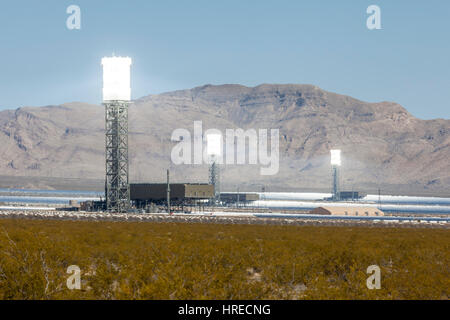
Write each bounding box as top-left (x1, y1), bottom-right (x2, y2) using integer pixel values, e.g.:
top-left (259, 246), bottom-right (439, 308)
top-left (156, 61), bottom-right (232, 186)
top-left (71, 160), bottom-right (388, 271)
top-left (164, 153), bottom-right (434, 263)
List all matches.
top-left (332, 165), bottom-right (340, 201)
top-left (105, 101), bottom-right (130, 213)
top-left (209, 160), bottom-right (220, 205)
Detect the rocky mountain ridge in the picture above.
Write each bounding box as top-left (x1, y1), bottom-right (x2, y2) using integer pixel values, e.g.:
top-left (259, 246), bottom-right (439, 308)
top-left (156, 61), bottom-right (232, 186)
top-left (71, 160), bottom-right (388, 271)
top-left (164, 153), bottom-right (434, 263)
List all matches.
top-left (0, 84), bottom-right (448, 195)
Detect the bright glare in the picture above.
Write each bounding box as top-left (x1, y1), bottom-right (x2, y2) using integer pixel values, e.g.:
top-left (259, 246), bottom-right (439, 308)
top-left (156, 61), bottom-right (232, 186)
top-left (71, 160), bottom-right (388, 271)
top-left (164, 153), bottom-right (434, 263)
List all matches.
top-left (102, 56), bottom-right (132, 101)
top-left (207, 134), bottom-right (222, 156)
top-left (330, 149), bottom-right (341, 166)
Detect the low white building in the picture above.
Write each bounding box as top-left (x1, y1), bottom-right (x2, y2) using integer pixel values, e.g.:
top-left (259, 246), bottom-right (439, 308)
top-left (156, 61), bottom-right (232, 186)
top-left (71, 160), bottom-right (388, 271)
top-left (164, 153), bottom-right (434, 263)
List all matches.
top-left (310, 206), bottom-right (385, 217)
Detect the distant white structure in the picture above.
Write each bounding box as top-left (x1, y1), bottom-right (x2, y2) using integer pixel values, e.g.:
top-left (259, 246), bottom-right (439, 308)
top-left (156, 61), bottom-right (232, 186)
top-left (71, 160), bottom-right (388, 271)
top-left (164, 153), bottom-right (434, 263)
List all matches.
top-left (311, 206), bottom-right (384, 217)
top-left (330, 149), bottom-right (341, 166)
top-left (206, 133), bottom-right (222, 158)
top-left (102, 56), bottom-right (132, 101)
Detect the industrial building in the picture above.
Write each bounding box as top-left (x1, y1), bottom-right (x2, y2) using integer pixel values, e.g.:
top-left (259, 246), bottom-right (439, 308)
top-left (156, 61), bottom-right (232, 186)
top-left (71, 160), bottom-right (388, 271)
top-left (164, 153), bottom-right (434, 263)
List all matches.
top-left (338, 191), bottom-right (367, 201)
top-left (129, 183), bottom-right (214, 212)
top-left (130, 183), bottom-right (214, 203)
top-left (310, 206), bottom-right (385, 217)
top-left (220, 193), bottom-right (260, 205)
top-left (325, 191), bottom-right (367, 201)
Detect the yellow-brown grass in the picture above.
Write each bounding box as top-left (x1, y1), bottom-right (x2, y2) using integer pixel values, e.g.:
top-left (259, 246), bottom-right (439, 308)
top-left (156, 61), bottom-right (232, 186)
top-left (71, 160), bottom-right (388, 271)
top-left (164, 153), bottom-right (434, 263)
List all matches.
top-left (0, 219), bottom-right (448, 300)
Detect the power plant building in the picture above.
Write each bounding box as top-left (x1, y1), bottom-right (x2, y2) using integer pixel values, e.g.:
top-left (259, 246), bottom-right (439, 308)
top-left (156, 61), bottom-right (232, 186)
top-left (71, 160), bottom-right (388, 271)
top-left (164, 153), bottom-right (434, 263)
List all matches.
top-left (310, 206), bottom-right (385, 217)
top-left (130, 183), bottom-right (214, 202)
top-left (220, 193), bottom-right (260, 204)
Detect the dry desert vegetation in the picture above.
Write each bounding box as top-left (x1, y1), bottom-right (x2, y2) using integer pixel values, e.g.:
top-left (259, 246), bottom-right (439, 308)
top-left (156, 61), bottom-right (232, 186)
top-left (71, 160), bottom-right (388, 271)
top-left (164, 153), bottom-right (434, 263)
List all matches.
top-left (0, 218), bottom-right (448, 300)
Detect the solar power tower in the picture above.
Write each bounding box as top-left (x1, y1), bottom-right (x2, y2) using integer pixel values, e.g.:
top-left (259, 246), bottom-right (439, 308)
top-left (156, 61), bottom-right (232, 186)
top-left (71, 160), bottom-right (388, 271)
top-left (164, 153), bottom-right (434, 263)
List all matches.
top-left (102, 56), bottom-right (132, 213)
top-left (207, 134), bottom-right (221, 205)
top-left (330, 149), bottom-right (341, 201)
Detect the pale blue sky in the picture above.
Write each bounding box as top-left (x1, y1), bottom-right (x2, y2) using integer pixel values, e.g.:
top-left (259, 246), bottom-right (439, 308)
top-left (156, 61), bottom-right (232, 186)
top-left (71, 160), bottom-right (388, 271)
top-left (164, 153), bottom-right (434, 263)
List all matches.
top-left (0, 0), bottom-right (449, 119)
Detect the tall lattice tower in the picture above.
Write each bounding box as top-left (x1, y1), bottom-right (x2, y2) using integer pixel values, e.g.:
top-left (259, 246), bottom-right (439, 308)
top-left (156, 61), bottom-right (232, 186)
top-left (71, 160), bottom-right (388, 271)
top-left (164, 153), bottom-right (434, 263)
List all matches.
top-left (209, 158), bottom-right (220, 204)
top-left (102, 56), bottom-right (132, 213)
top-left (330, 149), bottom-right (341, 201)
top-left (207, 134), bottom-right (222, 205)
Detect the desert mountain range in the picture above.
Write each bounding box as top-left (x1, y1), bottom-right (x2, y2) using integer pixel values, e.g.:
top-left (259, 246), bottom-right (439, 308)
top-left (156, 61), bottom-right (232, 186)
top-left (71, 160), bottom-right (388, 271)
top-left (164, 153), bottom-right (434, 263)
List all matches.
top-left (0, 84), bottom-right (449, 196)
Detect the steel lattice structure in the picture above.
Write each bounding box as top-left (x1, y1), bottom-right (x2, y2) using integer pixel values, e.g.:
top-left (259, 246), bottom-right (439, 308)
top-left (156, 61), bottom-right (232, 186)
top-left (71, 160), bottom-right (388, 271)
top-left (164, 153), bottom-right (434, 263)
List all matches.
top-left (209, 158), bottom-right (220, 205)
top-left (105, 101), bottom-right (130, 212)
top-left (332, 165), bottom-right (340, 201)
